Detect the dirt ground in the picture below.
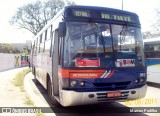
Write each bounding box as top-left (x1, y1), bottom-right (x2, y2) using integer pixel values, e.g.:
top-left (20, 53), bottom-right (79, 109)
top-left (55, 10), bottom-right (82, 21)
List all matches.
top-left (0, 68), bottom-right (35, 116)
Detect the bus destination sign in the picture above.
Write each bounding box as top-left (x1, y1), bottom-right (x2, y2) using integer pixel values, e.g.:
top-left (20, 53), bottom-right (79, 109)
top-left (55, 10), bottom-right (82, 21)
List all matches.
top-left (69, 9), bottom-right (139, 23)
top-left (71, 9), bottom-right (134, 23)
top-left (73, 10), bottom-right (90, 17)
top-left (101, 12), bottom-right (132, 22)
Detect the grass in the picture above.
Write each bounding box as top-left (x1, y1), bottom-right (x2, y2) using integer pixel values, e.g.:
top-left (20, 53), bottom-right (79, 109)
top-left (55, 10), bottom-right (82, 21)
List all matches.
top-left (12, 68), bottom-right (31, 92)
top-left (36, 112), bottom-right (44, 116)
top-left (24, 97), bottom-right (44, 116)
top-left (24, 96), bottom-right (34, 105)
top-left (12, 68), bottom-right (44, 116)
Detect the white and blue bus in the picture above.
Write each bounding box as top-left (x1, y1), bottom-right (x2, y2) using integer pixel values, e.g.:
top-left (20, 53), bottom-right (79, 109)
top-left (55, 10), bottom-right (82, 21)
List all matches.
top-left (144, 37), bottom-right (160, 83)
top-left (31, 5), bottom-right (147, 107)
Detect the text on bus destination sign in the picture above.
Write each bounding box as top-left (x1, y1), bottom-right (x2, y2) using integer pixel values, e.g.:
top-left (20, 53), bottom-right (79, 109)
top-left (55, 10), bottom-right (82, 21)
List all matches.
top-left (74, 10), bottom-right (90, 17)
top-left (72, 10), bottom-right (133, 22)
top-left (101, 13), bottom-right (132, 22)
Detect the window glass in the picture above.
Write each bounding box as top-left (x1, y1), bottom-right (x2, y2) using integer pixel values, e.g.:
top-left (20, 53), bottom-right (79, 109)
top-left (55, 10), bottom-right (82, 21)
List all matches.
top-left (45, 39), bottom-right (51, 53)
top-left (40, 34), bottom-right (43, 43)
top-left (63, 22), bottom-right (113, 67)
top-left (111, 25), bottom-right (145, 67)
top-left (145, 44), bottom-right (160, 58)
top-left (42, 32), bottom-right (45, 43)
top-left (40, 43), bottom-right (44, 53)
top-left (63, 22), bottom-right (145, 68)
top-left (47, 27), bottom-right (51, 40)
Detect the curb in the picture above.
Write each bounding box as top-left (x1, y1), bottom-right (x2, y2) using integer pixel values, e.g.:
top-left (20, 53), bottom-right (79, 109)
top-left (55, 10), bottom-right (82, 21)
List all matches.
top-left (24, 72), bottom-right (55, 116)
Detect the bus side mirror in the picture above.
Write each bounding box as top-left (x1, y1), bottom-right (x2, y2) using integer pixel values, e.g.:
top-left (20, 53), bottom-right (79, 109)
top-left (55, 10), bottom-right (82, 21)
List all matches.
top-left (58, 22), bottom-right (66, 37)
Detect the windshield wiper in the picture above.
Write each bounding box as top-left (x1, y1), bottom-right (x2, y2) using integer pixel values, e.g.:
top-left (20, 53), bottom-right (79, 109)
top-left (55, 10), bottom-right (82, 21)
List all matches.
top-left (89, 18), bottom-right (99, 34)
top-left (89, 18), bottom-right (106, 56)
top-left (119, 25), bottom-right (128, 51)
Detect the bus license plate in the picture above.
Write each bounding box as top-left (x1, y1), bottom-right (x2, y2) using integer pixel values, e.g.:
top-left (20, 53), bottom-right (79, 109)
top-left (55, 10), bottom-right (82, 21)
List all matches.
top-left (107, 91), bottom-right (121, 97)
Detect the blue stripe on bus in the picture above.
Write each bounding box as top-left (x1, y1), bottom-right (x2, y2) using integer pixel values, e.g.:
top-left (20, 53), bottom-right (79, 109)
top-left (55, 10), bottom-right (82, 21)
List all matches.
top-left (146, 58), bottom-right (160, 66)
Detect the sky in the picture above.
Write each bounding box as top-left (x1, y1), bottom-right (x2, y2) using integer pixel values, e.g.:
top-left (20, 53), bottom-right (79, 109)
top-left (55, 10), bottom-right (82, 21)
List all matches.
top-left (0, 0), bottom-right (159, 43)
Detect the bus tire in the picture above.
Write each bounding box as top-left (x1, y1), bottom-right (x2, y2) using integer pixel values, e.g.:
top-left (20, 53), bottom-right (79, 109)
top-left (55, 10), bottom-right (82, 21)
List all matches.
top-left (48, 79), bottom-right (60, 106)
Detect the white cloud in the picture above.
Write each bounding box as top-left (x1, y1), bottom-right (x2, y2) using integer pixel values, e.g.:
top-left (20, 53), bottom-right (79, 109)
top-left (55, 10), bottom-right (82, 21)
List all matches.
top-left (0, 0), bottom-right (35, 43)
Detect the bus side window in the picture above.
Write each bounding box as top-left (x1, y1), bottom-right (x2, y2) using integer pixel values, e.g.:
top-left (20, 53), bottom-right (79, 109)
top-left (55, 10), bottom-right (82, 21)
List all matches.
top-left (146, 52), bottom-right (150, 58)
top-left (45, 30), bottom-right (47, 41)
top-left (47, 26), bottom-right (52, 40)
top-left (44, 39), bottom-right (51, 53)
top-left (40, 43), bottom-right (44, 53)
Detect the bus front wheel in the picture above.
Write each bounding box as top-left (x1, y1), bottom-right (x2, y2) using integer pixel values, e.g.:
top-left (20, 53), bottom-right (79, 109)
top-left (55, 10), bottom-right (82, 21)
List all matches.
top-left (48, 79), bottom-right (60, 106)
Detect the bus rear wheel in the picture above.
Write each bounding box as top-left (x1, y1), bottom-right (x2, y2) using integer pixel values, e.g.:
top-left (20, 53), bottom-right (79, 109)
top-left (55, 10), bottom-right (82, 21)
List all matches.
top-left (48, 79), bottom-right (60, 107)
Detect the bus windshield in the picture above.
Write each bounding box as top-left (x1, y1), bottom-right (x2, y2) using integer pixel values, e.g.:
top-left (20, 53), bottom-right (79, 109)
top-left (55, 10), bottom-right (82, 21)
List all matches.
top-left (63, 22), bottom-right (145, 68)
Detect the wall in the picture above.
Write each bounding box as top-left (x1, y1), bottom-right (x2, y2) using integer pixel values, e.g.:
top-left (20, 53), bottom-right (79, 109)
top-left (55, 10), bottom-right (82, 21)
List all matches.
top-left (0, 53), bottom-right (29, 72)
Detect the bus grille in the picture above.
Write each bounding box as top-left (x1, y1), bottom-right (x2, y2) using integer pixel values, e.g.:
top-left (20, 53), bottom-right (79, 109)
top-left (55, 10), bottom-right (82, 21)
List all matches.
top-left (93, 81), bottom-right (131, 90)
top-left (97, 91), bottom-right (129, 102)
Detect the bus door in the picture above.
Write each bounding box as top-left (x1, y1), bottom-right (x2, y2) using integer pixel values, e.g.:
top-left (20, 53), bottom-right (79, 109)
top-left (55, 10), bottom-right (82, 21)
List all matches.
top-left (51, 25), bottom-right (65, 96)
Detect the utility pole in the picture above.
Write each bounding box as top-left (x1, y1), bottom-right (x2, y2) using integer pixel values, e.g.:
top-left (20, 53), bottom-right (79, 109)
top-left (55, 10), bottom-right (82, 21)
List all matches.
top-left (122, 0), bottom-right (123, 10)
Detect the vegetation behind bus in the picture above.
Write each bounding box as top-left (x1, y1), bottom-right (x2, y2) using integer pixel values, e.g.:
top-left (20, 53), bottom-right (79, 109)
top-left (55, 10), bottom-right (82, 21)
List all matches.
top-left (0, 43), bottom-right (19, 53)
top-left (10, 0), bottom-right (75, 36)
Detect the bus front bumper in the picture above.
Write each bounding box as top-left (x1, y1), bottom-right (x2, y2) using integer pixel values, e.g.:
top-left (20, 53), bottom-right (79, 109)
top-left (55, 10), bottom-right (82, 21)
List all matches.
top-left (60, 84), bottom-right (147, 107)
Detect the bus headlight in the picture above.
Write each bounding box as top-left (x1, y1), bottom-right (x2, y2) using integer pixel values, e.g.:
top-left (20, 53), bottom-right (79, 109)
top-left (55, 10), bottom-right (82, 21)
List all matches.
top-left (70, 80), bottom-right (77, 87)
top-left (80, 81), bottom-right (85, 86)
top-left (134, 79), bottom-right (139, 83)
top-left (140, 78), bottom-right (144, 83)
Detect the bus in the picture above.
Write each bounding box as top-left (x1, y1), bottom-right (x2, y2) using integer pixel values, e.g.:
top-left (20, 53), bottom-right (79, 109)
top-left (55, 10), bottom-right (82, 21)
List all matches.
top-left (21, 55), bottom-right (30, 67)
top-left (31, 5), bottom-right (147, 107)
top-left (144, 37), bottom-right (160, 83)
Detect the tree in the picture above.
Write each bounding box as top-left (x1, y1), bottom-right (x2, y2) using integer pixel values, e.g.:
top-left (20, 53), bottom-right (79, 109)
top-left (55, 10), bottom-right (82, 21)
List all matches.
top-left (0, 44), bottom-right (20, 53)
top-left (21, 49), bottom-right (29, 55)
top-left (10, 0), bottom-right (75, 36)
top-left (152, 8), bottom-right (160, 33)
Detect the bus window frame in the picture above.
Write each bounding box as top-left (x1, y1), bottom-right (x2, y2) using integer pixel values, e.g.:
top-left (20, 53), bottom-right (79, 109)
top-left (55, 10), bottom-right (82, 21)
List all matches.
top-left (50, 30), bottom-right (55, 58)
top-left (40, 42), bottom-right (45, 53)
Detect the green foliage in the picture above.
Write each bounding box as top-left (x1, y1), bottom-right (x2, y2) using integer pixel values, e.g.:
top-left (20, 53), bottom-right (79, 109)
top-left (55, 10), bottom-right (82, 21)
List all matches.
top-left (12, 68), bottom-right (44, 115)
top-left (36, 112), bottom-right (44, 116)
top-left (12, 68), bottom-right (31, 91)
top-left (10, 0), bottom-right (75, 35)
top-left (24, 97), bottom-right (34, 105)
top-left (0, 43), bottom-right (20, 53)
top-left (21, 49), bottom-right (29, 55)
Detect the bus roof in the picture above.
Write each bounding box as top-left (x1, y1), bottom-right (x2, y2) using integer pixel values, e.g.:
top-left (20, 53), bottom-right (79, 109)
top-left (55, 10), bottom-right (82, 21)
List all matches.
top-left (65, 5), bottom-right (138, 16)
top-left (143, 37), bottom-right (160, 45)
top-left (64, 5), bottom-right (140, 24)
top-left (33, 5), bottom-right (140, 40)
